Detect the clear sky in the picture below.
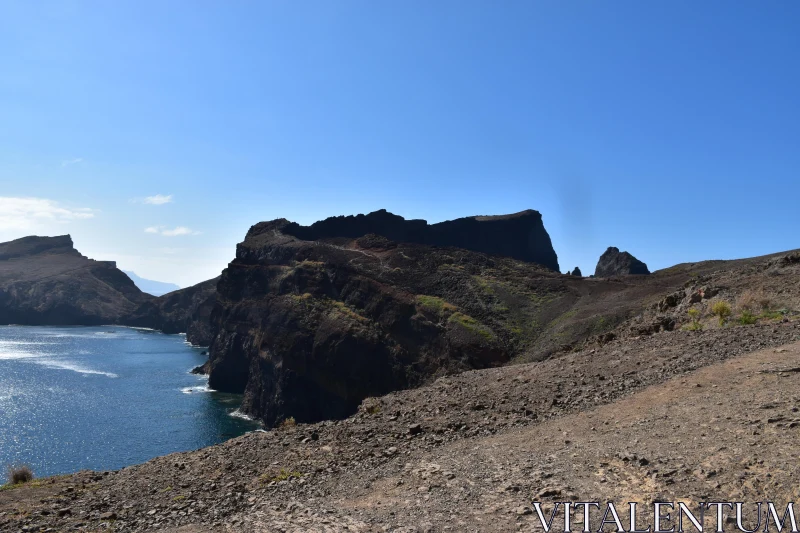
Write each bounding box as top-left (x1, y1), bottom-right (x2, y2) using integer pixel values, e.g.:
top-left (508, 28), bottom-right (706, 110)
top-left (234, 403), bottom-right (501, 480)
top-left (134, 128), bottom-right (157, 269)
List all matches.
top-left (1, 1), bottom-right (798, 286)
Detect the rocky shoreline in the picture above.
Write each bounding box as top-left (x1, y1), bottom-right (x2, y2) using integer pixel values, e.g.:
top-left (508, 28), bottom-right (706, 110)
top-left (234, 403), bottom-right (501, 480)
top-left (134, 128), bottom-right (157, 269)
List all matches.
top-left (2, 318), bottom-right (799, 532)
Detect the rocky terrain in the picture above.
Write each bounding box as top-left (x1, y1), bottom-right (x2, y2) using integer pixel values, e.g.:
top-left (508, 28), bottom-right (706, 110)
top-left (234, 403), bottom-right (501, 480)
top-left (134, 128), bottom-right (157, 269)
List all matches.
top-left (2, 224), bottom-right (799, 532)
top-left (0, 236), bottom-right (150, 325)
top-left (2, 316), bottom-right (799, 532)
top-left (202, 208), bottom-right (800, 430)
top-left (202, 210), bottom-right (690, 428)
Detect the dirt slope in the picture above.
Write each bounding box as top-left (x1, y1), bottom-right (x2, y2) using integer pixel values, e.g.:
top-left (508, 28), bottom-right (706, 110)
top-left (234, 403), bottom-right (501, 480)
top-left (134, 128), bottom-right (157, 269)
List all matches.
top-left (2, 318), bottom-right (799, 532)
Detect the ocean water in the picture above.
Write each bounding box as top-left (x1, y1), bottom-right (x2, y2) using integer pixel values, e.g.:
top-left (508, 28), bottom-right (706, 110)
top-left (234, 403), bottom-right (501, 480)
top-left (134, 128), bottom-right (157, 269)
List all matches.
top-left (0, 325), bottom-right (259, 478)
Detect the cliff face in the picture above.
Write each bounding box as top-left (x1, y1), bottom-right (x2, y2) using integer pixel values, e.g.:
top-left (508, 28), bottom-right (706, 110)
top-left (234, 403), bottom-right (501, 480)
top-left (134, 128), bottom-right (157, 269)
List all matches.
top-left (124, 277), bottom-right (219, 345)
top-left (279, 209), bottom-right (560, 271)
top-left (0, 235), bottom-right (150, 325)
top-left (205, 210), bottom-right (656, 427)
top-left (594, 247), bottom-right (650, 277)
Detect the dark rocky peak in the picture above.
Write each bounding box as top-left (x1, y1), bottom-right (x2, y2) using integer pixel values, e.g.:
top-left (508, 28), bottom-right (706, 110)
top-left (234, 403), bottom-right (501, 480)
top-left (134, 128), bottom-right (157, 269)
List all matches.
top-left (0, 235), bottom-right (82, 260)
top-left (571, 267), bottom-right (582, 277)
top-left (595, 246), bottom-right (650, 277)
top-left (248, 209), bottom-right (560, 271)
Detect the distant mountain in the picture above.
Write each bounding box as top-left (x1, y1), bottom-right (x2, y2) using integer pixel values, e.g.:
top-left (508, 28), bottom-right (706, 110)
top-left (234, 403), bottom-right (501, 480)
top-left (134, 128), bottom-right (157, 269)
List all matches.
top-left (122, 271), bottom-right (180, 296)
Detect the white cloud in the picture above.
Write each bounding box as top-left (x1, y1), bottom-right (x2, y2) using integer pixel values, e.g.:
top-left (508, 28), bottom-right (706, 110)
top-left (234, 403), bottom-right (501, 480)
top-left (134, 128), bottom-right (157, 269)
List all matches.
top-left (61, 157), bottom-right (83, 167)
top-left (143, 225), bottom-right (201, 237)
top-left (0, 197), bottom-right (95, 231)
top-left (142, 194), bottom-right (173, 205)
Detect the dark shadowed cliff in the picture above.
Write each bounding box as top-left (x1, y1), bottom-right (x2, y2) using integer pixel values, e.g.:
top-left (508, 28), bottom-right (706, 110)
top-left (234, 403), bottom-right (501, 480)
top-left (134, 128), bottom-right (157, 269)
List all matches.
top-left (0, 235), bottom-right (150, 325)
top-left (278, 209), bottom-right (560, 271)
top-left (203, 210), bottom-right (694, 428)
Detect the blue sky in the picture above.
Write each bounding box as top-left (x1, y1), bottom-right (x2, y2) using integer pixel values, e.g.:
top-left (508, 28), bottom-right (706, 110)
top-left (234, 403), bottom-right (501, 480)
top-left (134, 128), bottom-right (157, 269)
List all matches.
top-left (1, 1), bottom-right (798, 286)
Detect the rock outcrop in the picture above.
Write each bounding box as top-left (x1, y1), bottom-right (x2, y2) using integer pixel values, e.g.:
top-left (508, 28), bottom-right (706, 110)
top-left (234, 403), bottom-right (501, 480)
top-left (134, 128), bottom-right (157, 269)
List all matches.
top-left (0, 235), bottom-right (150, 325)
top-left (204, 210), bottom-right (671, 427)
top-left (279, 209), bottom-right (560, 271)
top-left (594, 246), bottom-right (650, 277)
top-left (570, 267), bottom-right (582, 277)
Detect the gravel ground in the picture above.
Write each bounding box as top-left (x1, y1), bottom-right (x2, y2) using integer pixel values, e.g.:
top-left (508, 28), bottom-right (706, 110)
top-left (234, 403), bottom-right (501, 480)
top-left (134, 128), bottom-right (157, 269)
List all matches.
top-left (2, 319), bottom-right (799, 532)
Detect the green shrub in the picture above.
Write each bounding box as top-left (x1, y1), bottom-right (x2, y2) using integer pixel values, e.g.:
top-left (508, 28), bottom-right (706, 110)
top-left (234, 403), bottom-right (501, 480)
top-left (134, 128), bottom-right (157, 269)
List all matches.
top-left (447, 312), bottom-right (496, 341)
top-left (711, 301), bottom-right (732, 326)
top-left (684, 307), bottom-right (703, 331)
top-left (738, 310), bottom-right (758, 325)
top-left (415, 295), bottom-right (457, 316)
top-left (279, 416), bottom-right (296, 428)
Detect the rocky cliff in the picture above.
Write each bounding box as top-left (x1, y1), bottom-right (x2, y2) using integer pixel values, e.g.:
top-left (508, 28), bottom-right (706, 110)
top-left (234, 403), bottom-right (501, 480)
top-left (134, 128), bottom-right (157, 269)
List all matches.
top-left (0, 235), bottom-right (150, 325)
top-left (594, 246), bottom-right (650, 277)
top-left (279, 209), bottom-right (560, 271)
top-left (204, 210), bottom-right (673, 427)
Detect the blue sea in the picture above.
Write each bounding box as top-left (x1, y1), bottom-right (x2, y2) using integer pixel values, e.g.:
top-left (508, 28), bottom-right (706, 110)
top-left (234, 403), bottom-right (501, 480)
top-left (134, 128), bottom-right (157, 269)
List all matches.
top-left (0, 325), bottom-right (259, 478)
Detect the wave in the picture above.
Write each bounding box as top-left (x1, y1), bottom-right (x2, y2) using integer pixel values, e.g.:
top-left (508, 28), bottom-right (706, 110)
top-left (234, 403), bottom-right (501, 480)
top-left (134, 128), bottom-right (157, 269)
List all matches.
top-left (181, 384), bottom-right (216, 394)
top-left (33, 359), bottom-right (118, 378)
top-left (229, 409), bottom-right (257, 422)
top-left (113, 326), bottom-right (158, 332)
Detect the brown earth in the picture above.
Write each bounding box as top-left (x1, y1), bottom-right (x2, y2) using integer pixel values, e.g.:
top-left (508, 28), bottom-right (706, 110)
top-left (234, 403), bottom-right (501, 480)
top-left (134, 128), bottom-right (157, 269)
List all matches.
top-left (3, 316), bottom-right (800, 532)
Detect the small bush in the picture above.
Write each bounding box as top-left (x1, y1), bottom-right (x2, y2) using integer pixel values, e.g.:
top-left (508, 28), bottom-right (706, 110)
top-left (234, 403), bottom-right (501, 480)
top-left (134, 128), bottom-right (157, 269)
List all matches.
top-left (279, 416), bottom-right (296, 428)
top-left (711, 301), bottom-right (732, 326)
top-left (7, 465), bottom-right (33, 485)
top-left (684, 308), bottom-right (703, 331)
top-left (738, 310), bottom-right (758, 325)
top-left (416, 295), bottom-right (457, 316)
top-left (737, 290), bottom-right (772, 312)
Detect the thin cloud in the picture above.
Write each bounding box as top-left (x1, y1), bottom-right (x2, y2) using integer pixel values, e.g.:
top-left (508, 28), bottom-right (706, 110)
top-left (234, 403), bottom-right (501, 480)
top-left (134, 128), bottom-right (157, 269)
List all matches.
top-left (0, 197), bottom-right (95, 231)
top-left (144, 225), bottom-right (201, 237)
top-left (143, 194), bottom-right (173, 205)
top-left (61, 158), bottom-right (83, 167)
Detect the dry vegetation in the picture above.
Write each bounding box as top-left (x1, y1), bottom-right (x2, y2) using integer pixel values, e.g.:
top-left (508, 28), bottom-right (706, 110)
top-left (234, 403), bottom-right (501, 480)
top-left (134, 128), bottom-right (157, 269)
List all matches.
top-left (6, 466), bottom-right (33, 486)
